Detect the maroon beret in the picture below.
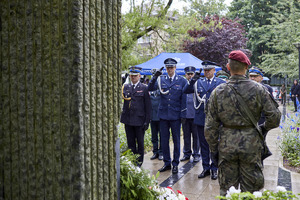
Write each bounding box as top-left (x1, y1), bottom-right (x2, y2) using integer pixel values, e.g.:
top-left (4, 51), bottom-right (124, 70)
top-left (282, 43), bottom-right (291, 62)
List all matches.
top-left (229, 50), bottom-right (251, 65)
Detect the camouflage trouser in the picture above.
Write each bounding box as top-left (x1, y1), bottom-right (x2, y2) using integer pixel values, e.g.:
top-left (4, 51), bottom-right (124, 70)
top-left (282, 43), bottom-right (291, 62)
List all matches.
top-left (218, 152), bottom-right (264, 196)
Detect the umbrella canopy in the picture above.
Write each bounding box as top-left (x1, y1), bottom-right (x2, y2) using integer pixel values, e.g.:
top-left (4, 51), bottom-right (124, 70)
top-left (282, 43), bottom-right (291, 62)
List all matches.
top-left (136, 52), bottom-right (222, 75)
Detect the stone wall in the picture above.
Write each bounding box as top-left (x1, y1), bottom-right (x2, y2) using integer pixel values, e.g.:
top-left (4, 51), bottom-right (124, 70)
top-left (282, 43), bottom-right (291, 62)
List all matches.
top-left (0, 0), bottom-right (121, 199)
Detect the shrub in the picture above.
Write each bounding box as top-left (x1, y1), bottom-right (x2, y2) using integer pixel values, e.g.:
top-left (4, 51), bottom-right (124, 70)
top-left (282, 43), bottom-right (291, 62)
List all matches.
top-left (278, 113), bottom-right (300, 167)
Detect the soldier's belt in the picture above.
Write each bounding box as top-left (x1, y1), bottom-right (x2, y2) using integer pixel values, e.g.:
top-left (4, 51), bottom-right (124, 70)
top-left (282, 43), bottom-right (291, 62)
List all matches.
top-left (223, 124), bottom-right (254, 129)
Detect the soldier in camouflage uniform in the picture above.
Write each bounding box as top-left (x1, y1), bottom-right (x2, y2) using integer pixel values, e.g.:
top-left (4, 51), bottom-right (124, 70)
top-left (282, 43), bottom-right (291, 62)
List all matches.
top-left (204, 50), bottom-right (281, 195)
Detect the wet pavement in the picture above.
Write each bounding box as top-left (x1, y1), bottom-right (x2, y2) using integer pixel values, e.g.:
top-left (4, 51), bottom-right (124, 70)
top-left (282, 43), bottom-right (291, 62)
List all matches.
top-left (142, 105), bottom-right (300, 199)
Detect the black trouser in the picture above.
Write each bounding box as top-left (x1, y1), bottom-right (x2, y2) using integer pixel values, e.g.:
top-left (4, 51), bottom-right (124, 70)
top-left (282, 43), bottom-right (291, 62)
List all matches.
top-left (182, 118), bottom-right (200, 158)
top-left (281, 94), bottom-right (286, 105)
top-left (292, 96), bottom-right (297, 111)
top-left (150, 120), bottom-right (162, 156)
top-left (125, 125), bottom-right (145, 165)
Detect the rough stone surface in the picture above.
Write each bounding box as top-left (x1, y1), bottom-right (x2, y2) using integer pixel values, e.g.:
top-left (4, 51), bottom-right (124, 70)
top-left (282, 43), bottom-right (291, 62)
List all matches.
top-left (0, 0), bottom-right (121, 199)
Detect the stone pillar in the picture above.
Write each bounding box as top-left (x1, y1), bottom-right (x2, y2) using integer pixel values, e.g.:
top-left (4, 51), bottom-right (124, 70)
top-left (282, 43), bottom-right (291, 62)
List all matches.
top-left (0, 0), bottom-right (121, 199)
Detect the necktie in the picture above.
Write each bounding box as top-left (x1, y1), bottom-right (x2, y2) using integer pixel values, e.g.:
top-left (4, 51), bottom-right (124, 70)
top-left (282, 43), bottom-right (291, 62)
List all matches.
top-left (170, 77), bottom-right (172, 83)
top-left (207, 79), bottom-right (211, 85)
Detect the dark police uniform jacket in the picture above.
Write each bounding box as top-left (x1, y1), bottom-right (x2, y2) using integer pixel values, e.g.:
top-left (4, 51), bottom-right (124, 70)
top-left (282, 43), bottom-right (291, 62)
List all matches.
top-left (148, 74), bottom-right (187, 120)
top-left (120, 82), bottom-right (151, 126)
top-left (150, 90), bottom-right (161, 121)
top-left (183, 77), bottom-right (225, 126)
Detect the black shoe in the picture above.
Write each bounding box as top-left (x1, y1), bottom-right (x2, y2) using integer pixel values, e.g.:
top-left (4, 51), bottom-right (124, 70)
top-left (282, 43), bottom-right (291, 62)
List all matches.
top-left (158, 165), bottom-right (171, 172)
top-left (158, 155), bottom-right (163, 160)
top-left (180, 156), bottom-right (190, 162)
top-left (193, 157), bottom-right (200, 162)
top-left (211, 170), bottom-right (218, 180)
top-left (198, 169), bottom-right (210, 178)
top-left (150, 154), bottom-right (159, 160)
top-left (172, 166), bottom-right (178, 174)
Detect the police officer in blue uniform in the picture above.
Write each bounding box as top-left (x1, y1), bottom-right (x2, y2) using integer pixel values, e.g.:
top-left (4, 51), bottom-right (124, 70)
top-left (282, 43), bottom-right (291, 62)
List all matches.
top-left (120, 66), bottom-right (151, 166)
top-left (183, 60), bottom-right (225, 180)
top-left (180, 66), bottom-right (200, 162)
top-left (148, 58), bottom-right (187, 174)
top-left (248, 66), bottom-right (274, 125)
top-left (149, 69), bottom-right (163, 161)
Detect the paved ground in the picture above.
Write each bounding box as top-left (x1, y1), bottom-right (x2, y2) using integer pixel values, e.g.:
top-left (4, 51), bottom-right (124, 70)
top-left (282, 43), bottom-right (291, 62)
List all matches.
top-left (142, 105), bottom-right (300, 199)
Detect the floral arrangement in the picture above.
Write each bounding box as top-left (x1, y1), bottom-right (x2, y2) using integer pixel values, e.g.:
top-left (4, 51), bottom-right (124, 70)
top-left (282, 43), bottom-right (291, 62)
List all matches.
top-left (120, 150), bottom-right (161, 200)
top-left (120, 149), bottom-right (189, 200)
top-left (156, 186), bottom-right (188, 200)
top-left (216, 186), bottom-right (298, 200)
top-left (277, 112), bottom-right (300, 168)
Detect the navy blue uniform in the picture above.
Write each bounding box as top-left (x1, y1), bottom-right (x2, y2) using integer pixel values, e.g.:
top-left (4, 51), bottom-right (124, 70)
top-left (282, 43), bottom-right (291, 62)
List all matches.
top-left (183, 77), bottom-right (225, 171)
top-left (120, 82), bottom-right (151, 165)
top-left (148, 74), bottom-right (187, 167)
top-left (181, 93), bottom-right (199, 159)
top-left (150, 90), bottom-right (162, 157)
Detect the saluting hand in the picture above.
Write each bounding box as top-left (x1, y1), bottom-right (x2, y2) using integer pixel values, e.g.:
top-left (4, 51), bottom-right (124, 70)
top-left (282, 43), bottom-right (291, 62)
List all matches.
top-left (192, 70), bottom-right (201, 81)
top-left (154, 67), bottom-right (164, 77)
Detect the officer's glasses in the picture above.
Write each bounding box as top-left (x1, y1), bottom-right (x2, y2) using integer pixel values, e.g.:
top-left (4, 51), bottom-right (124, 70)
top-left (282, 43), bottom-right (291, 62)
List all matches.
top-left (187, 73), bottom-right (194, 76)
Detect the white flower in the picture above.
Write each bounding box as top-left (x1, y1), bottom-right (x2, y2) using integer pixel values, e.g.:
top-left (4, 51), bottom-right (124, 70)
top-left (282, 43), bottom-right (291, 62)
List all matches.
top-left (253, 191), bottom-right (262, 198)
top-left (226, 186), bottom-right (241, 196)
top-left (276, 186), bottom-right (287, 192)
top-left (178, 193), bottom-right (185, 200)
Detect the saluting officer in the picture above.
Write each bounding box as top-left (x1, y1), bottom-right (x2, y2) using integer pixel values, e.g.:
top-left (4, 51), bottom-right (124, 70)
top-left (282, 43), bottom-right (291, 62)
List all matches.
top-left (148, 58), bottom-right (187, 174)
top-left (120, 66), bottom-right (151, 166)
top-left (183, 61), bottom-right (225, 180)
top-left (180, 66), bottom-right (200, 162)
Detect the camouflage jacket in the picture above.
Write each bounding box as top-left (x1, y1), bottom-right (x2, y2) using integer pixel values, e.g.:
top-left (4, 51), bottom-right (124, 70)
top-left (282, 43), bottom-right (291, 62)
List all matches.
top-left (204, 75), bottom-right (281, 154)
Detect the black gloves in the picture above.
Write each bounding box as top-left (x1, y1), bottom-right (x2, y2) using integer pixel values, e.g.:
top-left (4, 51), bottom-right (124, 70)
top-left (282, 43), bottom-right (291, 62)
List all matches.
top-left (211, 152), bottom-right (219, 165)
top-left (154, 67), bottom-right (164, 77)
top-left (143, 123), bottom-right (149, 131)
top-left (192, 69), bottom-right (202, 82)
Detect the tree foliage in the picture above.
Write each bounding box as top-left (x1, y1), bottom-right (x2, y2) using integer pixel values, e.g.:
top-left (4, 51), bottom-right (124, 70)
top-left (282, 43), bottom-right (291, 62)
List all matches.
top-left (121, 0), bottom-right (173, 69)
top-left (259, 0), bottom-right (300, 78)
top-left (183, 0), bottom-right (228, 17)
top-left (182, 15), bottom-right (249, 68)
top-left (227, 0), bottom-right (279, 66)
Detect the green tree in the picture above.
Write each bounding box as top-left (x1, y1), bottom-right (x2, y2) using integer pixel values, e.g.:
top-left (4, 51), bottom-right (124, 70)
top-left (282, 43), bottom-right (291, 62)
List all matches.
top-left (184, 0), bottom-right (228, 17)
top-left (227, 0), bottom-right (278, 65)
top-left (122, 0), bottom-right (173, 69)
top-left (259, 0), bottom-right (300, 77)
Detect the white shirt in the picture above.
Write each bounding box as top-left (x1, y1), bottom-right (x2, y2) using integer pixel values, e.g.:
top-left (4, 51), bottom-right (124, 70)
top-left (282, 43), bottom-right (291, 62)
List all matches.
top-left (206, 76), bottom-right (215, 85)
top-left (168, 74), bottom-right (175, 81)
top-left (131, 80), bottom-right (140, 89)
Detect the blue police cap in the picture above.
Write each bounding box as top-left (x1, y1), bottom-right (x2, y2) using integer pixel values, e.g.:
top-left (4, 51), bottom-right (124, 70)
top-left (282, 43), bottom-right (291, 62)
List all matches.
top-left (184, 66), bottom-right (196, 74)
top-left (164, 58), bottom-right (177, 67)
top-left (202, 60), bottom-right (217, 70)
top-left (129, 66), bottom-right (142, 75)
top-left (249, 66), bottom-right (264, 76)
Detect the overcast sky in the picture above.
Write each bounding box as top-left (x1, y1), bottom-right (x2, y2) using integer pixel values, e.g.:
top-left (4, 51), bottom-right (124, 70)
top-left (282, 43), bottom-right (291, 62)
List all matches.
top-left (122, 0), bottom-right (233, 14)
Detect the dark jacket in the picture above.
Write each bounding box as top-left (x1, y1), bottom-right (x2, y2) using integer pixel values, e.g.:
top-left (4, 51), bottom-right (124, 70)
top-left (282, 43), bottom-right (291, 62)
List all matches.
top-left (120, 82), bottom-right (151, 126)
top-left (148, 74), bottom-right (187, 120)
top-left (181, 93), bottom-right (195, 119)
top-left (291, 84), bottom-right (299, 96)
top-left (150, 90), bottom-right (160, 121)
top-left (183, 77), bottom-right (226, 126)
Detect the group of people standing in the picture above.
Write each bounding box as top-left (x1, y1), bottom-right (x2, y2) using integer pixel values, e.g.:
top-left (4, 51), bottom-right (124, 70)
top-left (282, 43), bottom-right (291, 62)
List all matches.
top-left (120, 50), bottom-right (281, 195)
